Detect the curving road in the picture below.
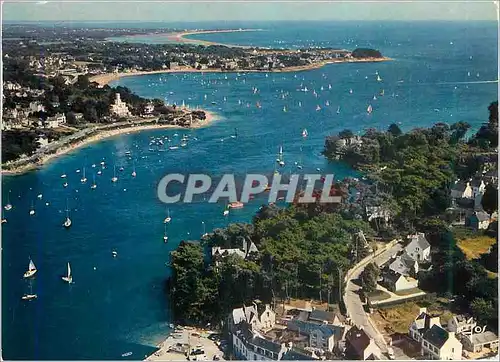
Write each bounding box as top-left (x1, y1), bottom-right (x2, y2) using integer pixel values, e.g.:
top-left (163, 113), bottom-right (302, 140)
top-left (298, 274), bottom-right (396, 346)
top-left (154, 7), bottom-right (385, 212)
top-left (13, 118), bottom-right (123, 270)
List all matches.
top-left (343, 240), bottom-right (402, 355)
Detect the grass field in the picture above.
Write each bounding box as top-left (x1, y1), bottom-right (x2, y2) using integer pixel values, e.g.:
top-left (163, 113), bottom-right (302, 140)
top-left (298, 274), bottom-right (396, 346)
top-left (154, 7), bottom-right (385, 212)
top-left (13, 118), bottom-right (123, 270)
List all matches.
top-left (457, 235), bottom-right (496, 260)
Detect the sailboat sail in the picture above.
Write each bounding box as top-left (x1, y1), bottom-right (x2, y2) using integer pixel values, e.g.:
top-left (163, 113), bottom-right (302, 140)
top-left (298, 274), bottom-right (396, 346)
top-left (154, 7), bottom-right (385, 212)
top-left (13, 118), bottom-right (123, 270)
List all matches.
top-left (67, 262), bottom-right (71, 278)
top-left (29, 259), bottom-right (36, 271)
top-left (367, 105), bottom-right (373, 114)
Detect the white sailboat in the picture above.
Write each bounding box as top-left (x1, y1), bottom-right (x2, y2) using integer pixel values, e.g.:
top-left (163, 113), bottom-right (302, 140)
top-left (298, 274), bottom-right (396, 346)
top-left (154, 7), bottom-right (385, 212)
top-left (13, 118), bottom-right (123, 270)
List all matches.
top-left (201, 221), bottom-right (208, 238)
top-left (316, 105), bottom-right (321, 111)
top-left (302, 129), bottom-right (308, 138)
top-left (63, 181), bottom-right (68, 188)
top-left (63, 200), bottom-right (72, 228)
top-left (111, 165), bottom-right (118, 183)
top-left (367, 105), bottom-right (373, 115)
top-left (61, 262), bottom-right (73, 283)
top-left (80, 167), bottom-right (87, 183)
top-left (131, 160), bottom-right (137, 177)
top-left (4, 190), bottom-right (13, 211)
top-left (349, 89), bottom-right (353, 94)
top-left (61, 173), bottom-right (67, 178)
top-left (91, 174), bottom-right (97, 189)
top-left (23, 258), bottom-right (37, 278)
top-left (29, 201), bottom-right (35, 216)
top-left (377, 74), bottom-right (382, 82)
top-left (22, 282), bottom-right (37, 301)
top-left (283, 106), bottom-right (287, 112)
top-left (336, 106), bottom-right (341, 114)
top-left (277, 146), bottom-right (285, 167)
top-left (163, 223), bottom-right (168, 243)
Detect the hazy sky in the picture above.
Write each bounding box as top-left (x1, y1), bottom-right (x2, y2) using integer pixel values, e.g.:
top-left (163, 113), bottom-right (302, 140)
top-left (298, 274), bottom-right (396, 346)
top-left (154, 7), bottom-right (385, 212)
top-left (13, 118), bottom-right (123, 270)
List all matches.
top-left (2, 0), bottom-right (498, 22)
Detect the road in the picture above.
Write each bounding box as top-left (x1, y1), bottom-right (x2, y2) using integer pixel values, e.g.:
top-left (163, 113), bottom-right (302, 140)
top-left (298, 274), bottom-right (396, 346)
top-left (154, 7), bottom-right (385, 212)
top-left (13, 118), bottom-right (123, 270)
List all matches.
top-left (343, 240), bottom-right (402, 354)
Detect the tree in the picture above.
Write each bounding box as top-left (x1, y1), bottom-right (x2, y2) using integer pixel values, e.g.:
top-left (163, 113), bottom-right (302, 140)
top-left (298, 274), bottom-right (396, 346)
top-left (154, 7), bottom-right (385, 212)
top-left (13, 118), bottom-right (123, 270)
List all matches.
top-left (481, 184), bottom-right (498, 216)
top-left (360, 262), bottom-right (379, 293)
top-left (450, 121), bottom-right (471, 142)
top-left (471, 298), bottom-right (496, 325)
top-left (388, 123), bottom-right (402, 137)
top-left (66, 111), bottom-right (78, 125)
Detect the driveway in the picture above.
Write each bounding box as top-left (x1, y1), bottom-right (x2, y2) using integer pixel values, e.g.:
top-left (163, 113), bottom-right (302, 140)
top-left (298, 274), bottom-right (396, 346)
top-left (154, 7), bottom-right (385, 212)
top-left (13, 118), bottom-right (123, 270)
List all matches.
top-left (344, 241), bottom-right (402, 354)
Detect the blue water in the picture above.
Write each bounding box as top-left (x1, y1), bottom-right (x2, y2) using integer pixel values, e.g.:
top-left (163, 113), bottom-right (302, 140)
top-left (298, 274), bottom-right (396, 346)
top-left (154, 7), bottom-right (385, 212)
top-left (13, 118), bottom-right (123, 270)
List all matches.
top-left (2, 21), bottom-right (498, 360)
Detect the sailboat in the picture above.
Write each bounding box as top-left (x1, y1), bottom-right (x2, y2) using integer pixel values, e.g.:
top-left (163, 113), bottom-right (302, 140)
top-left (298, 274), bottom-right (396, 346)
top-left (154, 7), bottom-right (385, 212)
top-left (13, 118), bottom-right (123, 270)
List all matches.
top-left (325, 100), bottom-right (330, 106)
top-left (349, 89), bottom-right (353, 94)
top-left (377, 74), bottom-right (382, 82)
top-left (379, 89), bottom-right (385, 96)
top-left (298, 101), bottom-right (302, 107)
top-left (60, 173), bottom-right (67, 178)
top-left (367, 105), bottom-right (373, 115)
top-left (302, 129), bottom-right (308, 138)
top-left (63, 181), bottom-right (68, 188)
top-left (91, 174), bottom-right (97, 189)
top-left (23, 257), bottom-right (37, 278)
top-left (61, 262), bottom-right (73, 283)
top-left (223, 205), bottom-right (230, 217)
top-left (4, 190), bottom-right (12, 211)
top-left (111, 165), bottom-right (118, 183)
top-left (336, 106), bottom-right (341, 114)
top-left (164, 208), bottom-right (171, 223)
top-left (80, 167), bottom-right (87, 183)
top-left (283, 106), bottom-right (287, 112)
top-left (231, 128), bottom-right (238, 139)
top-left (373, 95), bottom-right (377, 101)
top-left (277, 146), bottom-right (285, 167)
top-left (256, 101), bottom-right (261, 109)
top-left (63, 199), bottom-right (72, 228)
top-left (163, 223), bottom-right (168, 243)
top-left (29, 201), bottom-right (35, 216)
top-left (131, 161), bottom-right (137, 177)
top-left (316, 105), bottom-right (321, 111)
top-left (201, 221), bottom-right (208, 238)
top-left (22, 281), bottom-right (37, 301)
top-left (328, 84), bottom-right (332, 89)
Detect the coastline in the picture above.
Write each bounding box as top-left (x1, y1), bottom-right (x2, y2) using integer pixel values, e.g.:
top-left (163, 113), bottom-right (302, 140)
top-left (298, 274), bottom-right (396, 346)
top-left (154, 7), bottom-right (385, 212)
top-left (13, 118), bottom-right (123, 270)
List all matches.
top-left (90, 57), bottom-right (392, 86)
top-left (2, 111), bottom-right (217, 176)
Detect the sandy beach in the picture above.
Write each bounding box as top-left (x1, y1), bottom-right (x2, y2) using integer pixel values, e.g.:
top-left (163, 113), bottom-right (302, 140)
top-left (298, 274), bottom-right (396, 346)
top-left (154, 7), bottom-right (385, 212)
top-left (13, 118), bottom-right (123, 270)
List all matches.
top-left (90, 57), bottom-right (391, 87)
top-left (2, 111), bottom-right (217, 176)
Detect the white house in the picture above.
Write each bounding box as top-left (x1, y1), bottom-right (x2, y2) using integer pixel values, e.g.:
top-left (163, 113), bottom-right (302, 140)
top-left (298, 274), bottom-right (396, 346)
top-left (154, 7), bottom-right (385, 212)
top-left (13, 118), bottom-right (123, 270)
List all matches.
top-left (409, 308), bottom-right (441, 343)
top-left (45, 113), bottom-right (66, 128)
top-left (212, 238), bottom-right (259, 262)
top-left (451, 180), bottom-right (473, 199)
top-left (110, 93), bottom-right (131, 117)
top-left (230, 301), bottom-right (276, 332)
top-left (470, 178), bottom-right (487, 198)
top-left (466, 211), bottom-right (491, 230)
top-left (405, 233), bottom-right (431, 262)
top-left (382, 270), bottom-right (418, 292)
top-left (421, 325), bottom-right (462, 360)
top-left (447, 315), bottom-right (476, 334)
top-left (389, 253), bottom-right (419, 277)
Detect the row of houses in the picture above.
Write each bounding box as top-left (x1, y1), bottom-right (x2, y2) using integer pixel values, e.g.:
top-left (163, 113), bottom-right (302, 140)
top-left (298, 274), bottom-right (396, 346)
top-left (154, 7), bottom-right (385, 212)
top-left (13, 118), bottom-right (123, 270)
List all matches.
top-left (409, 308), bottom-right (498, 360)
top-left (228, 300), bottom-right (382, 360)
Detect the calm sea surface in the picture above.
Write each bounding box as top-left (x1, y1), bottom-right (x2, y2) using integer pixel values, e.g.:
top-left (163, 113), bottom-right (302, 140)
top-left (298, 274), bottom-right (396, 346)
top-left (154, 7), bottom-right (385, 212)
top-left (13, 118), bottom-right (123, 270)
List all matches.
top-left (2, 21), bottom-right (498, 360)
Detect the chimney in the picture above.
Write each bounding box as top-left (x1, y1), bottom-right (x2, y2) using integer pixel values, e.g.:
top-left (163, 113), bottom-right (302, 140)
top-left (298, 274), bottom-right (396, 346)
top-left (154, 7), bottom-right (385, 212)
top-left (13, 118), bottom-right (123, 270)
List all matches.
top-left (448, 331), bottom-right (456, 340)
top-left (419, 307), bottom-right (427, 315)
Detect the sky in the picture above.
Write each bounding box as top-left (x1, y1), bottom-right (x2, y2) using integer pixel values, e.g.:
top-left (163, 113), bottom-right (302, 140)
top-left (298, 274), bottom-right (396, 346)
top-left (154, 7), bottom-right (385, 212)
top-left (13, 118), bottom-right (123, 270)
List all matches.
top-left (1, 0), bottom-right (499, 22)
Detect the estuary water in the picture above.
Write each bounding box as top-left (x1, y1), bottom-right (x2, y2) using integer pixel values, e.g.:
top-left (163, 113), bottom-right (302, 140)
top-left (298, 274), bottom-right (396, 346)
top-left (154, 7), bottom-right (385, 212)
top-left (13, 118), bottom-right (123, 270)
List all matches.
top-left (2, 21), bottom-right (498, 360)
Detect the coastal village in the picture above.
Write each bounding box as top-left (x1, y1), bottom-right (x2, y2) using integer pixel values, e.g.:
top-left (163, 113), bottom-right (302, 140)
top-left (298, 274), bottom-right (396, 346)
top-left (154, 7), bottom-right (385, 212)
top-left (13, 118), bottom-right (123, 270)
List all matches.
top-left (2, 23), bottom-right (498, 362)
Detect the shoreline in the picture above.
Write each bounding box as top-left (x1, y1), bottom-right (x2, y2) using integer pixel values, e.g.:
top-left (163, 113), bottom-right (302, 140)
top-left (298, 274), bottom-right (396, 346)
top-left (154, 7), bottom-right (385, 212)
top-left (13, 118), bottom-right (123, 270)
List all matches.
top-left (2, 111), bottom-right (217, 176)
top-left (90, 57), bottom-right (391, 86)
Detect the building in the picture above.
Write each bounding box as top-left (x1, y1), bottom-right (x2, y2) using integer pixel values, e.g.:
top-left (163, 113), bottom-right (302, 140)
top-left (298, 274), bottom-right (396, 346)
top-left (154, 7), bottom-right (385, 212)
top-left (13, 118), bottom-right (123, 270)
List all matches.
top-left (461, 331), bottom-right (498, 353)
top-left (470, 178), bottom-right (487, 197)
top-left (45, 113), bottom-right (66, 128)
top-left (212, 238), bottom-right (259, 263)
top-left (409, 308), bottom-right (441, 343)
top-left (381, 269), bottom-right (418, 292)
top-left (110, 93), bottom-right (131, 118)
top-left (389, 253), bottom-right (419, 277)
top-left (421, 325), bottom-right (462, 360)
top-left (143, 103), bottom-right (155, 115)
top-left (344, 326), bottom-right (381, 360)
top-left (405, 233), bottom-right (431, 262)
top-left (308, 309), bottom-right (344, 325)
top-left (451, 180), bottom-right (473, 199)
top-left (447, 315), bottom-right (477, 334)
top-left (232, 322), bottom-right (318, 360)
top-left (466, 211), bottom-right (491, 230)
top-left (36, 135), bottom-right (49, 148)
top-left (29, 101), bottom-right (45, 113)
top-left (230, 301), bottom-right (276, 332)
top-left (309, 324), bottom-right (349, 353)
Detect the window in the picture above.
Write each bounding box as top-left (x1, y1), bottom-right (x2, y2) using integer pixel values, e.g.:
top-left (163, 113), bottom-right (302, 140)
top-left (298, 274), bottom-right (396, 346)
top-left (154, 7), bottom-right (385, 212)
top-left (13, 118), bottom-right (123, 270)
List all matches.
top-left (253, 354), bottom-right (257, 360)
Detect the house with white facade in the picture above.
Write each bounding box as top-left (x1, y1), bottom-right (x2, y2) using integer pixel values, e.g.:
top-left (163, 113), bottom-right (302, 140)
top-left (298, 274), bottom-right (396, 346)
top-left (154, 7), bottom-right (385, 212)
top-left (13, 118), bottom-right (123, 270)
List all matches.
top-left (381, 269), bottom-right (418, 292)
top-left (451, 180), bottom-right (473, 199)
top-left (470, 178), bottom-right (487, 198)
top-left (466, 211), bottom-right (491, 230)
top-left (409, 308), bottom-right (442, 343)
top-left (110, 93), bottom-right (131, 118)
top-left (421, 325), bottom-right (463, 360)
top-left (45, 113), bottom-right (66, 128)
top-left (230, 301), bottom-right (276, 332)
top-left (447, 315), bottom-right (477, 334)
top-left (405, 233), bottom-right (431, 262)
top-left (212, 238), bottom-right (259, 263)
top-left (389, 253), bottom-right (419, 277)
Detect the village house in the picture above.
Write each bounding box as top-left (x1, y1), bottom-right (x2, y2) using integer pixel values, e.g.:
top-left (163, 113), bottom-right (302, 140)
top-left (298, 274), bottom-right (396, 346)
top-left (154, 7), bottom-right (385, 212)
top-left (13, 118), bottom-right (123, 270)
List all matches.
top-left (212, 238), bottom-right (259, 264)
top-left (29, 101), bottom-right (46, 113)
top-left (421, 325), bottom-right (463, 360)
top-left (466, 211), bottom-right (491, 230)
top-left (460, 331), bottom-right (498, 353)
top-left (388, 253), bottom-right (419, 277)
top-left (230, 301), bottom-right (276, 332)
top-left (470, 178), bottom-right (487, 198)
top-left (344, 326), bottom-right (381, 360)
top-left (308, 308), bottom-right (344, 325)
top-left (451, 180), bottom-right (473, 199)
top-left (409, 308), bottom-right (442, 343)
top-left (405, 232), bottom-right (431, 262)
top-left (381, 269), bottom-right (418, 293)
top-left (447, 315), bottom-right (477, 334)
top-left (309, 324), bottom-right (349, 353)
